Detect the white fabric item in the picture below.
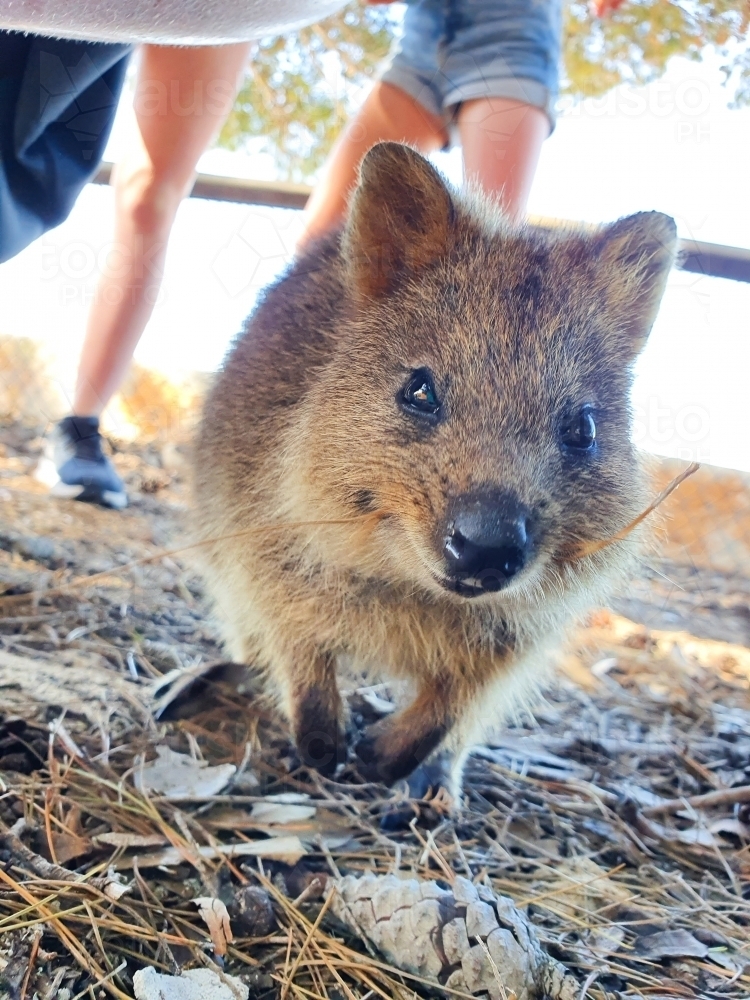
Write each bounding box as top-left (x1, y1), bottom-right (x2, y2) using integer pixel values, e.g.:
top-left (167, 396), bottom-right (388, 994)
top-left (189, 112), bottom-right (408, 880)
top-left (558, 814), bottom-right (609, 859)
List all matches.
top-left (0, 0), bottom-right (347, 44)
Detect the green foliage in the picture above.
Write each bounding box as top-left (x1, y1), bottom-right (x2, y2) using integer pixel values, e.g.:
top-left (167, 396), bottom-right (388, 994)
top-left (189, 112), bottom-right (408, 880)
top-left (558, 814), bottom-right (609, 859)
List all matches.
top-left (218, 2), bottom-right (396, 182)
top-left (563, 0), bottom-right (750, 101)
top-left (218, 0), bottom-right (750, 181)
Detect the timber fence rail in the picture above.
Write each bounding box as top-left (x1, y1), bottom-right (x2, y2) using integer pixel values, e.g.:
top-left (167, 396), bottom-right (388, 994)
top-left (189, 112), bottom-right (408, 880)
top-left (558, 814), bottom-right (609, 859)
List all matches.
top-left (93, 162), bottom-right (750, 284)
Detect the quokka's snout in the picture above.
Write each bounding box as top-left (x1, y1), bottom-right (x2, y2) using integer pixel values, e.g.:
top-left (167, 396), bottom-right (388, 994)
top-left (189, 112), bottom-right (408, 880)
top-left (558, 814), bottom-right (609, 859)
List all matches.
top-left (439, 490), bottom-right (533, 596)
top-left (193, 141), bottom-right (677, 792)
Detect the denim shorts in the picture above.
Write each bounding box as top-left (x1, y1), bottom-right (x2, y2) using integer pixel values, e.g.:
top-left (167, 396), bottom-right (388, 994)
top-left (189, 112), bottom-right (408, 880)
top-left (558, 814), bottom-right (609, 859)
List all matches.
top-left (380, 0), bottom-right (561, 134)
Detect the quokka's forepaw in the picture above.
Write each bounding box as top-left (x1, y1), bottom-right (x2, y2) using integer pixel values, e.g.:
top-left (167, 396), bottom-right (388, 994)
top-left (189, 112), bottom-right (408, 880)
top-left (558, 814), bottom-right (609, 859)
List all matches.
top-left (352, 731), bottom-right (390, 784)
top-left (295, 726), bottom-right (347, 779)
top-left (379, 756), bottom-right (454, 831)
top-left (353, 730), bottom-right (414, 786)
top-left (354, 713), bottom-right (451, 787)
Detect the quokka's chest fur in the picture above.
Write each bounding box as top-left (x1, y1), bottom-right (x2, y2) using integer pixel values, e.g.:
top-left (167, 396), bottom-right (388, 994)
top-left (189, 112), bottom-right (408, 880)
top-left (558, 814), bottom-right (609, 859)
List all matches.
top-left (193, 142), bottom-right (676, 790)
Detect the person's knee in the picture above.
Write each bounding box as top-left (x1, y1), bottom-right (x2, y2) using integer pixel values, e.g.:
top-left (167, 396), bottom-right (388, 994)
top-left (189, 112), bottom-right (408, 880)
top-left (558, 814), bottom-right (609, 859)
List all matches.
top-left (114, 162), bottom-right (187, 237)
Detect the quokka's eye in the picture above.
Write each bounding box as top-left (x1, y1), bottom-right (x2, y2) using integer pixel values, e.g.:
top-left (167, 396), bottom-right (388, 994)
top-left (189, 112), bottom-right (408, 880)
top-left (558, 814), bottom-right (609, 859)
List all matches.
top-left (561, 405), bottom-right (597, 451)
top-left (400, 368), bottom-right (441, 419)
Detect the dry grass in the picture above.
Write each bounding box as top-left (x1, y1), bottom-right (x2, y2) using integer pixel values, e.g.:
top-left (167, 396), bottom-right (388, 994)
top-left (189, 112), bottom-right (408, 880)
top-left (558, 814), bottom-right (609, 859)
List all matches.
top-left (117, 365), bottom-right (207, 445)
top-left (0, 336), bottom-right (65, 429)
top-left (1, 420), bottom-right (750, 1000)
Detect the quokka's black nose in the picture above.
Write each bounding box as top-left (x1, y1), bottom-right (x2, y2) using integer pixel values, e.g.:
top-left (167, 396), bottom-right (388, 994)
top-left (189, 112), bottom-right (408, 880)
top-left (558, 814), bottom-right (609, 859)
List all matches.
top-left (444, 492), bottom-right (532, 592)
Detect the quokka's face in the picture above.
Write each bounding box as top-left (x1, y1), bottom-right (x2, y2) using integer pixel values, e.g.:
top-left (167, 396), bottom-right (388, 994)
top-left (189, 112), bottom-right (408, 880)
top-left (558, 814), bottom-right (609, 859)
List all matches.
top-left (303, 145), bottom-right (677, 604)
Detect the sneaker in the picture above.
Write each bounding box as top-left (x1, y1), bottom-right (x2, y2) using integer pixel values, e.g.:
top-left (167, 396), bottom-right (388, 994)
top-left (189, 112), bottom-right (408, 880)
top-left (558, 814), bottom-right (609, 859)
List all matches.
top-left (38, 415), bottom-right (128, 510)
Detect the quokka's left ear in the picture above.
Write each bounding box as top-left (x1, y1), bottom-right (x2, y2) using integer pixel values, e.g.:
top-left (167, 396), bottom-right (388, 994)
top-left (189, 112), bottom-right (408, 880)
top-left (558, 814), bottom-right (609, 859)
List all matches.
top-left (342, 142), bottom-right (455, 299)
top-left (595, 211), bottom-right (677, 352)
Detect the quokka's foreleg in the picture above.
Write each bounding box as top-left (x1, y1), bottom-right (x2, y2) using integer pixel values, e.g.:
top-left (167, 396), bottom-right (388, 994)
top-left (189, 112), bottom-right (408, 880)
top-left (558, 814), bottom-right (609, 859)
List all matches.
top-left (353, 675), bottom-right (462, 786)
top-left (281, 650), bottom-right (346, 778)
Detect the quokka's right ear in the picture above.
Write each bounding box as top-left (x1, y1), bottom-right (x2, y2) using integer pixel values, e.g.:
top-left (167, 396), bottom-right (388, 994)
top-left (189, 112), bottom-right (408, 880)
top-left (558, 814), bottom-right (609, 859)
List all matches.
top-left (342, 142), bottom-right (455, 299)
top-left (594, 211), bottom-right (678, 352)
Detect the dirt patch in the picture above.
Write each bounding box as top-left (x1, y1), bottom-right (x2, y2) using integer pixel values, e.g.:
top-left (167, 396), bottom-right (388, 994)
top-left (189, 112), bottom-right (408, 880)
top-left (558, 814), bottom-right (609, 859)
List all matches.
top-left (1, 422), bottom-right (749, 1000)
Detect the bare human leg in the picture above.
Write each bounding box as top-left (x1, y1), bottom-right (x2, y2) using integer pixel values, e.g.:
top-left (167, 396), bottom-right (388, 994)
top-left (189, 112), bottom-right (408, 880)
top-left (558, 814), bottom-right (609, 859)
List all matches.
top-left (457, 96), bottom-right (549, 221)
top-left (73, 41), bottom-right (251, 416)
top-left (299, 81), bottom-right (448, 248)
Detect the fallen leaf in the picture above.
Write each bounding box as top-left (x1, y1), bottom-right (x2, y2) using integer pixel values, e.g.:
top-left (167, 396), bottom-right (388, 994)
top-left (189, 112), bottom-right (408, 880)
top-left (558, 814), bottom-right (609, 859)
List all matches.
top-left (133, 966), bottom-right (248, 1000)
top-left (103, 879), bottom-right (132, 901)
top-left (586, 924), bottom-right (625, 959)
top-left (637, 929), bottom-right (709, 959)
top-left (654, 821), bottom-right (718, 848)
top-left (618, 783), bottom-right (670, 809)
top-left (194, 897), bottom-right (233, 956)
top-left (636, 812), bottom-right (720, 849)
top-left (204, 806), bottom-right (355, 846)
top-left (50, 832), bottom-right (92, 865)
top-left (709, 817), bottom-right (750, 842)
top-left (125, 834), bottom-right (307, 868)
top-left (94, 832), bottom-right (168, 849)
top-left (251, 793), bottom-right (316, 825)
top-left (591, 657), bottom-right (618, 678)
top-left (356, 687), bottom-right (396, 715)
top-left (134, 746), bottom-right (236, 799)
top-left (707, 948), bottom-right (747, 974)
top-left (150, 660), bottom-right (232, 720)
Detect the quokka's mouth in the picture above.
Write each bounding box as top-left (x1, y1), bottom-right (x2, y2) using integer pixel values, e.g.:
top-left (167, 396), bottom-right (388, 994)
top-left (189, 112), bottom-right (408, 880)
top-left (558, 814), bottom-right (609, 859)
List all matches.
top-left (432, 573), bottom-right (507, 599)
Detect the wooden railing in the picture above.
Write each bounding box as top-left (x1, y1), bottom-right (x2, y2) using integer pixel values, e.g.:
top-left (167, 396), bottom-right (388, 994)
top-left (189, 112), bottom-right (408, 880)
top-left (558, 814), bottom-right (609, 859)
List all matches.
top-left (92, 163), bottom-right (750, 284)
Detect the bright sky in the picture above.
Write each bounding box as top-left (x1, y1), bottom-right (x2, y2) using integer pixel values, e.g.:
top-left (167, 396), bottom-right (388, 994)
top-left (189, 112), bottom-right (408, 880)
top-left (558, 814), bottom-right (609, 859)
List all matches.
top-left (1, 43), bottom-right (749, 471)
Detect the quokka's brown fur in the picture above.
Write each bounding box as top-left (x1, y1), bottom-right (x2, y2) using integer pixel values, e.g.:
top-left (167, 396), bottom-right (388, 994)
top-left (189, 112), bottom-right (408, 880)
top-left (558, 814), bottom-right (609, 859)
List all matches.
top-left (193, 142), bottom-right (676, 794)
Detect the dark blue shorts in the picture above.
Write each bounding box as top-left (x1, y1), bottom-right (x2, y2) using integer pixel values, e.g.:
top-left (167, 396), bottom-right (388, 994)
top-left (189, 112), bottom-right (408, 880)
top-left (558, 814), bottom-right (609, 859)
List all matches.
top-left (0, 32), bottom-right (132, 263)
top-left (381, 0), bottom-right (561, 132)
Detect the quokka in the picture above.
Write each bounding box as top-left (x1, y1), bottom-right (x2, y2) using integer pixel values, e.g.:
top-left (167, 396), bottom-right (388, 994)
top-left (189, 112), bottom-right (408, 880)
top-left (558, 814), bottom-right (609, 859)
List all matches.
top-left (193, 142), bottom-right (676, 794)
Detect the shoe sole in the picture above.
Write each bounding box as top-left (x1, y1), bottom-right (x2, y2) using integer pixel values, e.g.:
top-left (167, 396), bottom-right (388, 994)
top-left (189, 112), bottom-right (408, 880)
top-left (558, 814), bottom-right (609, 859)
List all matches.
top-left (50, 481), bottom-right (128, 510)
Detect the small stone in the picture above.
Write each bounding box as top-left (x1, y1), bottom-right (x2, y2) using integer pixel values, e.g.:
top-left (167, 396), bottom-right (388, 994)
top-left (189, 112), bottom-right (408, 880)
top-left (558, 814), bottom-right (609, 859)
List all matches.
top-left (232, 886), bottom-right (275, 937)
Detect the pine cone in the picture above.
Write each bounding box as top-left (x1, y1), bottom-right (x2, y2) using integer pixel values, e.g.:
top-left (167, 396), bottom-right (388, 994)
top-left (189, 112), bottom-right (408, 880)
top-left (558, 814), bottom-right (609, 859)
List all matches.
top-left (328, 873), bottom-right (578, 1000)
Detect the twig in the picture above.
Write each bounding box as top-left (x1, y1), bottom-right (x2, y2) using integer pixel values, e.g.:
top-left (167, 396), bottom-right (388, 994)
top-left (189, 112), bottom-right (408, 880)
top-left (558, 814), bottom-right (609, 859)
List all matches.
top-left (280, 891), bottom-right (334, 1000)
top-left (19, 926), bottom-right (42, 1000)
top-left (642, 784), bottom-right (750, 817)
top-left (0, 819), bottom-right (113, 893)
top-left (70, 961), bottom-right (127, 1000)
top-left (564, 462), bottom-right (700, 560)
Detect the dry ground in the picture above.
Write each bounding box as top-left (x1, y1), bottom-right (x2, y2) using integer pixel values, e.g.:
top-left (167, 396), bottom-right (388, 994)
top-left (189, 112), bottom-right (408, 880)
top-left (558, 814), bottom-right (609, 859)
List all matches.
top-left (1, 420), bottom-right (750, 1000)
